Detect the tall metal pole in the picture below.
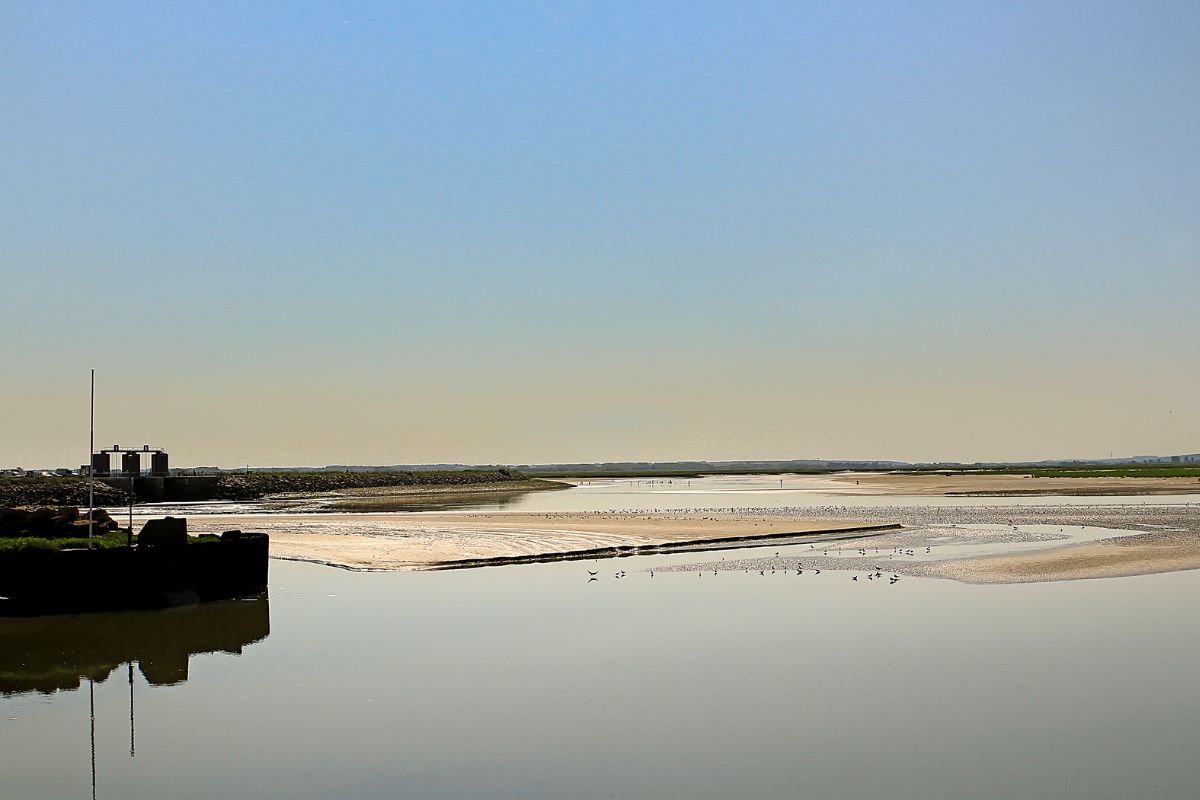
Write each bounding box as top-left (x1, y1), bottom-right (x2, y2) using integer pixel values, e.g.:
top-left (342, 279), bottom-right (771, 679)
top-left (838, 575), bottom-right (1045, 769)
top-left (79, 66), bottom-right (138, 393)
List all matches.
top-left (88, 369), bottom-right (95, 550)
top-left (89, 677), bottom-right (97, 800)
top-left (128, 662), bottom-right (136, 758)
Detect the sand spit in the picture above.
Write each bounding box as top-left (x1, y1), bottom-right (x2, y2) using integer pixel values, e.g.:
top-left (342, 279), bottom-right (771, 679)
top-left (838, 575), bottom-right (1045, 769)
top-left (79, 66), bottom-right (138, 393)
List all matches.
top-left (428, 523), bottom-right (900, 570)
top-left (183, 512), bottom-right (893, 570)
top-left (833, 472), bottom-right (1200, 496)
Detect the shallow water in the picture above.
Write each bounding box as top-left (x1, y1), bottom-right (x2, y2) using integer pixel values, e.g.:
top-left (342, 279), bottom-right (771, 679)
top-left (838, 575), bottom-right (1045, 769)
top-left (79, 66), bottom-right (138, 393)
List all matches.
top-left (2, 552), bottom-right (1198, 799)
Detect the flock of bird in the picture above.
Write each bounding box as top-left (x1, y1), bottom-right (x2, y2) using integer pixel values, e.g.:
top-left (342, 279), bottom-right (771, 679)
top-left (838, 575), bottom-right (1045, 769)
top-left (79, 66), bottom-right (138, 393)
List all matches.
top-left (583, 544), bottom-right (937, 584)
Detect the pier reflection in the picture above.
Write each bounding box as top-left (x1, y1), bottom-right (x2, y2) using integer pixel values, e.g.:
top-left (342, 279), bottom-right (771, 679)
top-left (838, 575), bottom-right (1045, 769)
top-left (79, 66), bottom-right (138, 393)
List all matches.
top-left (0, 594), bottom-right (270, 697)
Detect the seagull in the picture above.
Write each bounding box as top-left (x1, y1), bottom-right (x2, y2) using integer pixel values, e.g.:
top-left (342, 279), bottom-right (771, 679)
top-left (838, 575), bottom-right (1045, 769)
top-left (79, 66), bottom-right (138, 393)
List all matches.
top-left (587, 570), bottom-right (598, 576)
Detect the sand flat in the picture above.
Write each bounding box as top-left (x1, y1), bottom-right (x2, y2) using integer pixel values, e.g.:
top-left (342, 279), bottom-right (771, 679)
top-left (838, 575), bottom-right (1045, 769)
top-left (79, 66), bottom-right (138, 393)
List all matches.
top-left (915, 530), bottom-right (1200, 584)
top-left (183, 511), bottom-right (885, 570)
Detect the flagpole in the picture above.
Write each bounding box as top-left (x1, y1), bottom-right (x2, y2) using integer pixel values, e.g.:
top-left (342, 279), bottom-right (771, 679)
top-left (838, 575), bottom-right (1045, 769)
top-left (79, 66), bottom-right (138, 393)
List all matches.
top-left (88, 369), bottom-right (94, 550)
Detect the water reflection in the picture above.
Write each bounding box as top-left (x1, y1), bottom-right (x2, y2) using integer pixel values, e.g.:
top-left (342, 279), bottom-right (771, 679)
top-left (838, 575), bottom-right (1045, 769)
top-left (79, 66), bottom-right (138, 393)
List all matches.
top-left (0, 594), bottom-right (270, 697)
top-left (325, 490), bottom-right (530, 513)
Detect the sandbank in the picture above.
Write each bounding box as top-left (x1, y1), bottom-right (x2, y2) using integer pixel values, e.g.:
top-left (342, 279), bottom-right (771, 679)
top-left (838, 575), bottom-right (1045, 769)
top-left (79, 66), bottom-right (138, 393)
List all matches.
top-left (913, 530), bottom-right (1200, 584)
top-left (182, 511), bottom-right (892, 570)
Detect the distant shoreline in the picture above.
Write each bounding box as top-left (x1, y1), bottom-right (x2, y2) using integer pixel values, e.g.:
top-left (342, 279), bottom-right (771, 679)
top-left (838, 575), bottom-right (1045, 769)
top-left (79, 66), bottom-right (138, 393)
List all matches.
top-left (830, 471), bottom-right (1200, 497)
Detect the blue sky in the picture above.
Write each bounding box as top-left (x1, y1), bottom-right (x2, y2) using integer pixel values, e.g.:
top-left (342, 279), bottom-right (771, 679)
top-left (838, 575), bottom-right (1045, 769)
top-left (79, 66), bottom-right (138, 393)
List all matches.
top-left (2, 2), bottom-right (1197, 466)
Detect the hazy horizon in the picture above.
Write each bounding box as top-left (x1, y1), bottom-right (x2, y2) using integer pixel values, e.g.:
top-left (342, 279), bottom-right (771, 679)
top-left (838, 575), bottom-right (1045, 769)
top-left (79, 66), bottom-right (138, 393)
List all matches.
top-left (4, 3), bottom-right (1197, 468)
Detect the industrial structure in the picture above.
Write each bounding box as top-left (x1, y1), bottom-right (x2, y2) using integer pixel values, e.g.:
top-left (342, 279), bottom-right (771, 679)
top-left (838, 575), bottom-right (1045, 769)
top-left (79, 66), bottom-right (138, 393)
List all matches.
top-left (88, 445), bottom-right (169, 478)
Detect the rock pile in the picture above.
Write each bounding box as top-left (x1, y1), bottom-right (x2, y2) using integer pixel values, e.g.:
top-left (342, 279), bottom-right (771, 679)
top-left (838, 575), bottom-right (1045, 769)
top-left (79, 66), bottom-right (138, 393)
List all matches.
top-left (0, 506), bottom-right (120, 538)
top-left (0, 478), bottom-right (128, 508)
top-left (213, 469), bottom-right (529, 500)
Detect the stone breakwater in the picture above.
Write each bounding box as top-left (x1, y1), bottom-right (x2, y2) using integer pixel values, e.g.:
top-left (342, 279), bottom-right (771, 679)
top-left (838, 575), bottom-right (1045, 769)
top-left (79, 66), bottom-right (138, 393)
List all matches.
top-left (210, 469), bottom-right (537, 500)
top-left (0, 469), bottom-right (547, 506)
top-left (0, 478), bottom-right (128, 508)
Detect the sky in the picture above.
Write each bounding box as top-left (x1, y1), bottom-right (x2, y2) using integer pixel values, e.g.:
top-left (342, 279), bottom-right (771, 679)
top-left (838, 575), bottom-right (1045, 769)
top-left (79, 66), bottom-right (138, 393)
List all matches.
top-left (2, 1), bottom-right (1198, 468)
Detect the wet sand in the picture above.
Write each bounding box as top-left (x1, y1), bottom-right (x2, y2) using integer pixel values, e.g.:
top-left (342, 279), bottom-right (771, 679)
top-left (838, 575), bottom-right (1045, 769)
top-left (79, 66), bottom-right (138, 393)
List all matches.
top-left (173, 476), bottom-right (1200, 581)
top-left (914, 530), bottom-right (1200, 584)
top-left (832, 471), bottom-right (1200, 496)
top-left (185, 511), bottom-right (886, 570)
top-left (650, 504), bottom-right (1200, 584)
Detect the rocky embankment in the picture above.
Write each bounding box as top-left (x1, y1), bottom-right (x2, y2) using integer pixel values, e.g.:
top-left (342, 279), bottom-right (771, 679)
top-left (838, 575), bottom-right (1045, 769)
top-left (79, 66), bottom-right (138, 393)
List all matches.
top-left (0, 506), bottom-right (120, 538)
top-left (211, 468), bottom-right (536, 500)
top-left (0, 478), bottom-right (129, 508)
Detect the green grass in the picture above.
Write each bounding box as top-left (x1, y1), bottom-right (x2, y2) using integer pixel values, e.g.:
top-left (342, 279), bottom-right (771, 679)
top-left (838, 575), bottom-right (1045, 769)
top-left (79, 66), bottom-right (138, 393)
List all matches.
top-left (0, 531), bottom-right (131, 553)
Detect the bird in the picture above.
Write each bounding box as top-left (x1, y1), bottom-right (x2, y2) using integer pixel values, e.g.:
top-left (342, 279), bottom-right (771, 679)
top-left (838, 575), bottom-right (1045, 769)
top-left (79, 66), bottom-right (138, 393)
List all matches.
top-left (587, 570), bottom-right (598, 576)
top-left (852, 575), bottom-right (858, 581)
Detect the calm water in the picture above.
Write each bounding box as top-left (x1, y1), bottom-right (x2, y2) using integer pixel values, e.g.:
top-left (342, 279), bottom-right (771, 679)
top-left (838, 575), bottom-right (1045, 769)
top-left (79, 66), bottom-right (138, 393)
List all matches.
top-left (3, 551), bottom-right (1199, 799)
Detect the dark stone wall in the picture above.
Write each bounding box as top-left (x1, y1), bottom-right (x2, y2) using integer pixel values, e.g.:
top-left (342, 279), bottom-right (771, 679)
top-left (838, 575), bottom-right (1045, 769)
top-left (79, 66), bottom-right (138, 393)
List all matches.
top-left (98, 476), bottom-right (221, 503)
top-left (0, 531), bottom-right (269, 616)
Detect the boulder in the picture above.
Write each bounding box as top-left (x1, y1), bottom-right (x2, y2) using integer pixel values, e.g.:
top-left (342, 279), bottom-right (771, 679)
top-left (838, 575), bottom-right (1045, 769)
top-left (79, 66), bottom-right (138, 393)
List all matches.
top-left (138, 517), bottom-right (188, 551)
